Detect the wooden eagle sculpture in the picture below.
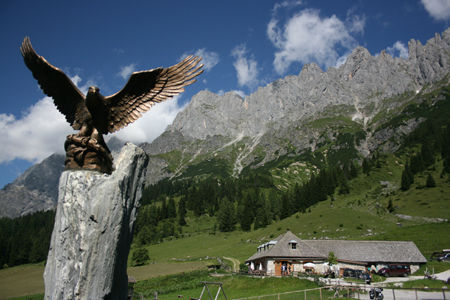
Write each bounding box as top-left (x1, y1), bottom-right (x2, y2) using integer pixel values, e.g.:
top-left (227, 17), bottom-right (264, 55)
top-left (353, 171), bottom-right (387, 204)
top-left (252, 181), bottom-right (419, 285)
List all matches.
top-left (20, 37), bottom-right (203, 174)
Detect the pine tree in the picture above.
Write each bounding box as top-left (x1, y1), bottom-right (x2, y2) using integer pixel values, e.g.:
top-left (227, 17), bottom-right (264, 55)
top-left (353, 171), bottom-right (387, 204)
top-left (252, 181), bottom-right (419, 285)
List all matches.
top-left (167, 197), bottom-right (177, 218)
top-left (280, 194), bottom-right (291, 219)
top-left (264, 196), bottom-right (273, 224)
top-left (192, 186), bottom-right (205, 217)
top-left (421, 143), bottom-right (434, 167)
top-left (338, 178), bottom-right (350, 195)
top-left (426, 174), bottom-right (436, 188)
top-left (362, 158), bottom-right (371, 175)
top-left (254, 207), bottom-right (269, 230)
top-left (293, 183), bottom-right (302, 211)
top-left (442, 124), bottom-right (450, 174)
top-left (269, 190), bottom-right (281, 219)
top-left (410, 154), bottom-right (425, 174)
top-left (349, 162), bottom-right (358, 178)
top-left (444, 156), bottom-right (450, 174)
top-left (217, 197), bottom-right (237, 232)
top-left (401, 161), bottom-right (413, 191)
top-left (178, 197), bottom-right (187, 226)
top-left (238, 195), bottom-right (254, 231)
top-left (401, 169), bottom-right (411, 191)
top-left (160, 198), bottom-right (168, 219)
top-left (387, 198), bottom-right (395, 213)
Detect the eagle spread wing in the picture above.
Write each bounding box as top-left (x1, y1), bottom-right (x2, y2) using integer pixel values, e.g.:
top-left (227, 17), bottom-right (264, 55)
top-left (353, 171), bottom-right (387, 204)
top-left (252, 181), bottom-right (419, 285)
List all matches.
top-left (20, 37), bottom-right (89, 130)
top-left (105, 55), bottom-right (203, 133)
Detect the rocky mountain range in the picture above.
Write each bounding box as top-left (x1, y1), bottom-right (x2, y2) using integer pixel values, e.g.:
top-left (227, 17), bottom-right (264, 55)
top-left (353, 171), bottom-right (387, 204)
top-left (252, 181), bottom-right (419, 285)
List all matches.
top-left (1, 29), bottom-right (449, 218)
top-left (143, 29), bottom-right (450, 182)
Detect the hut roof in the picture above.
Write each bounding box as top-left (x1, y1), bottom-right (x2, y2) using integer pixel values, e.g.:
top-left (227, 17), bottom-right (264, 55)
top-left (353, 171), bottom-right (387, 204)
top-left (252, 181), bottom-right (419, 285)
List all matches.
top-left (246, 231), bottom-right (325, 261)
top-left (246, 231), bottom-right (427, 264)
top-left (305, 239), bottom-right (427, 264)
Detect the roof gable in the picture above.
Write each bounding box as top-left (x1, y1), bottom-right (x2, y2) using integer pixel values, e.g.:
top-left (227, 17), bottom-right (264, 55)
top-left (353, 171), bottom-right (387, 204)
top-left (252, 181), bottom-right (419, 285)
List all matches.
top-left (247, 231), bottom-right (325, 261)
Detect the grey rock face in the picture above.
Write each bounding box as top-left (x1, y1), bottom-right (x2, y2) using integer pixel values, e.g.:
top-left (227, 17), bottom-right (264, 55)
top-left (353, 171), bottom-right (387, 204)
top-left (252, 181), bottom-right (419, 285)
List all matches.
top-left (0, 154), bottom-right (65, 218)
top-left (44, 143), bottom-right (148, 300)
top-left (167, 90), bottom-right (247, 140)
top-left (14, 153), bottom-right (65, 200)
top-left (0, 185), bottom-right (55, 218)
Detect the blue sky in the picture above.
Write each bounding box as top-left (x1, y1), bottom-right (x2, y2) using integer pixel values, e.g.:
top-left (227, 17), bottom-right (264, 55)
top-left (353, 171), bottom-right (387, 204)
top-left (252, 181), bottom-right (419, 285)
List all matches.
top-left (0, 0), bottom-right (449, 188)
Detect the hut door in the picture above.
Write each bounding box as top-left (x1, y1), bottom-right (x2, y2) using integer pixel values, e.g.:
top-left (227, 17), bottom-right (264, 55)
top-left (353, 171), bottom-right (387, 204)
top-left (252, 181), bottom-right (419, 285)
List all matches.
top-left (275, 261), bottom-right (281, 276)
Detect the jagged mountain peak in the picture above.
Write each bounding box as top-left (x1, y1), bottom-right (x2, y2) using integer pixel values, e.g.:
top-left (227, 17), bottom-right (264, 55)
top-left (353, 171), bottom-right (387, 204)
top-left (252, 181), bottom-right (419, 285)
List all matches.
top-left (345, 46), bottom-right (372, 64)
top-left (299, 62), bottom-right (324, 75)
top-left (171, 29), bottom-right (450, 143)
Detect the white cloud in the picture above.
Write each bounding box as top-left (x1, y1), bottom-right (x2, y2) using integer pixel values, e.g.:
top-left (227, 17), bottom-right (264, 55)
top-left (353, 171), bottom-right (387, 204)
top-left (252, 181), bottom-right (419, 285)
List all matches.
top-left (267, 9), bottom-right (360, 74)
top-left (421, 0), bottom-right (450, 21)
top-left (180, 48), bottom-right (219, 72)
top-left (0, 97), bottom-right (72, 164)
top-left (347, 14), bottom-right (366, 34)
top-left (231, 44), bottom-right (259, 87)
top-left (272, 0), bottom-right (302, 14)
top-left (118, 63), bottom-right (136, 80)
top-left (386, 41), bottom-right (409, 59)
top-left (112, 95), bottom-right (185, 144)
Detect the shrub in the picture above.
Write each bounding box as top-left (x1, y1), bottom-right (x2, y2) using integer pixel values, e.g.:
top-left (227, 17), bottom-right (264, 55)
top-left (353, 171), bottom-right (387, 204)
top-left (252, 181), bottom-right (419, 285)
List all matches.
top-left (132, 247), bottom-right (150, 266)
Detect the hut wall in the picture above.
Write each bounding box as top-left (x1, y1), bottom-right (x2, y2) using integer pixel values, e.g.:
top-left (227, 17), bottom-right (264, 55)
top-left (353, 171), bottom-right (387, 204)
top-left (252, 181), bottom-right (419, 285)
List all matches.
top-left (267, 259), bottom-right (275, 275)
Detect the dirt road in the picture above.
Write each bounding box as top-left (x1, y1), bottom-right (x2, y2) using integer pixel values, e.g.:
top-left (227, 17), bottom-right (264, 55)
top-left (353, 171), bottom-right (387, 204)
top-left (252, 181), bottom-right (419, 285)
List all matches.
top-left (223, 256), bottom-right (240, 272)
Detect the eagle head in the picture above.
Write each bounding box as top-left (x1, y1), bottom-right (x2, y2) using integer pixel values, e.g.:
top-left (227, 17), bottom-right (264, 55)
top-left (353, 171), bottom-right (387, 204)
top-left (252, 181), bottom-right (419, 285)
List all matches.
top-left (88, 86), bottom-right (100, 95)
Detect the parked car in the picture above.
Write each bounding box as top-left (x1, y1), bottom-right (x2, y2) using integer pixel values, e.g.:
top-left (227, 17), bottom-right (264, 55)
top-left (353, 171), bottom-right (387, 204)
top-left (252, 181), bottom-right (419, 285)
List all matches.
top-left (437, 253), bottom-right (450, 262)
top-left (377, 265), bottom-right (410, 277)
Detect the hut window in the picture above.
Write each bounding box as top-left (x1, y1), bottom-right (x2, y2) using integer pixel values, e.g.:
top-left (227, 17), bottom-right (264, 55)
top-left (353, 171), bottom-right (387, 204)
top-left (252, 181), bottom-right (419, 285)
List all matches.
top-left (289, 240), bottom-right (298, 250)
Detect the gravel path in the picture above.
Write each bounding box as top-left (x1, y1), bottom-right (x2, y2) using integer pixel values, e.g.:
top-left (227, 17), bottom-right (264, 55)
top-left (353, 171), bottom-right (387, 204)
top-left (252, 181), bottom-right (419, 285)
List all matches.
top-left (223, 256), bottom-right (240, 272)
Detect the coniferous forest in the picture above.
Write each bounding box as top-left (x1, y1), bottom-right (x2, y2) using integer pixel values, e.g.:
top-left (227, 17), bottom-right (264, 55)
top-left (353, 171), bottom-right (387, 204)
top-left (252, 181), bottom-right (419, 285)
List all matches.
top-left (0, 210), bottom-right (54, 268)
